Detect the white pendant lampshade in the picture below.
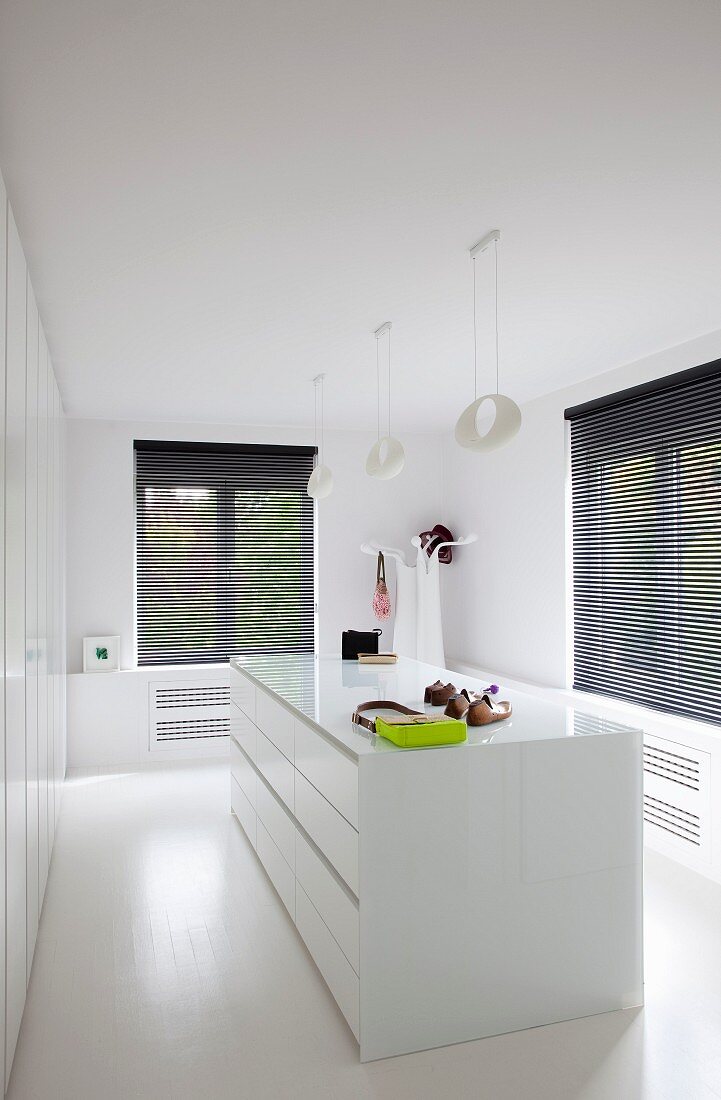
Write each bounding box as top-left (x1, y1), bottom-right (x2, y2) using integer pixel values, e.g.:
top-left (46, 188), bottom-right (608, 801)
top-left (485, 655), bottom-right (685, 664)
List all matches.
top-left (366, 435), bottom-right (405, 479)
top-left (307, 373), bottom-right (334, 499)
top-left (454, 393), bottom-right (522, 452)
top-left (455, 229), bottom-right (522, 453)
top-left (366, 322), bottom-right (405, 479)
top-left (307, 463), bottom-right (333, 498)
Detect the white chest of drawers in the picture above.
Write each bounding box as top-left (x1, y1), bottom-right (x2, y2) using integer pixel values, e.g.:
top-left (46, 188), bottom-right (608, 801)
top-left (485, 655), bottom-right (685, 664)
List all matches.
top-left (229, 663), bottom-right (361, 1044)
top-left (229, 655), bottom-right (643, 1063)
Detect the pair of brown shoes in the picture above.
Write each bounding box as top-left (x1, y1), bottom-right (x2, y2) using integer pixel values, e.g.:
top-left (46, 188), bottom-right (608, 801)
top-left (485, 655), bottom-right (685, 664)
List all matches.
top-left (444, 688), bottom-right (512, 726)
top-left (424, 680), bottom-right (457, 706)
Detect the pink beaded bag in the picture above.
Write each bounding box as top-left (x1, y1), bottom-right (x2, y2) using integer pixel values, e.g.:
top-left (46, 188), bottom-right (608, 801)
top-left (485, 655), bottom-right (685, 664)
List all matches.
top-left (372, 552), bottom-right (391, 621)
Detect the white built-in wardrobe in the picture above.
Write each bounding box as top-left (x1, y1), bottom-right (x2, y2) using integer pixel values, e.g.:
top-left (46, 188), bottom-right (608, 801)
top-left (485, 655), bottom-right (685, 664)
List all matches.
top-left (1, 171), bottom-right (66, 1090)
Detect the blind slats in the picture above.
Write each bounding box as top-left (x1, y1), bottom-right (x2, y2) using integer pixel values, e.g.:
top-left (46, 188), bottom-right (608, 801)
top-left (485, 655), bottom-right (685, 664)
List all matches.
top-left (135, 441), bottom-right (316, 666)
top-left (569, 369), bottom-right (721, 726)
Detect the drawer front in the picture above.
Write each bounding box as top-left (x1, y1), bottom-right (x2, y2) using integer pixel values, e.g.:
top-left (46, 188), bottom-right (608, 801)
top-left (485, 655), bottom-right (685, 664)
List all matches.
top-left (296, 831), bottom-right (359, 974)
top-left (230, 702), bottom-right (257, 762)
top-left (296, 884), bottom-right (359, 1041)
top-left (256, 820), bottom-right (295, 920)
top-left (256, 729), bottom-right (295, 812)
top-left (256, 776), bottom-right (296, 871)
top-left (230, 739), bottom-right (256, 808)
top-left (231, 775), bottom-right (257, 851)
top-left (230, 666), bottom-right (256, 722)
top-left (256, 690), bottom-right (295, 762)
top-left (295, 772), bottom-right (358, 896)
top-left (294, 720), bottom-right (358, 828)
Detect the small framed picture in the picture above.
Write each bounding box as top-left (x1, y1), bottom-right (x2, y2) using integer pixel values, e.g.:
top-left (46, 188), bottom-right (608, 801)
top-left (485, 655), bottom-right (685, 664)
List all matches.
top-left (83, 635), bottom-right (120, 673)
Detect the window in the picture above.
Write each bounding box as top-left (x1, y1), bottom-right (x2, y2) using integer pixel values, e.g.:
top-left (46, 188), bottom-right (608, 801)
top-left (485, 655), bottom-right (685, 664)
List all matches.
top-left (135, 440), bottom-right (316, 665)
top-left (566, 361), bottom-right (721, 725)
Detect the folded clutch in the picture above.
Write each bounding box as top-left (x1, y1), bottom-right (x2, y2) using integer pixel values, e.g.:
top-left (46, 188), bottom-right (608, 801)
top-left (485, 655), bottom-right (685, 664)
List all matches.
top-left (358, 652), bottom-right (398, 664)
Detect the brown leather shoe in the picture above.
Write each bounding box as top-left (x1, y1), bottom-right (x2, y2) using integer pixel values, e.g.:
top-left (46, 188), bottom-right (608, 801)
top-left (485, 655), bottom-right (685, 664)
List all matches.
top-left (467, 695), bottom-right (512, 726)
top-left (424, 680), bottom-right (444, 703)
top-left (426, 682), bottom-right (457, 706)
top-left (444, 693), bottom-right (469, 719)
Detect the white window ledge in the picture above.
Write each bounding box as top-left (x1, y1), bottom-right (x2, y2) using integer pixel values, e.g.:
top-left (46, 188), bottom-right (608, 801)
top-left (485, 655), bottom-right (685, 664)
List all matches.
top-left (448, 656), bottom-right (721, 747)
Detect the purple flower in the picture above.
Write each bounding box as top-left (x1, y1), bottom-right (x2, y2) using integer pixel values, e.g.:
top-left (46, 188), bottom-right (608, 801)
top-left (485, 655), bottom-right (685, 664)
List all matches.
top-left (486, 684), bottom-right (499, 695)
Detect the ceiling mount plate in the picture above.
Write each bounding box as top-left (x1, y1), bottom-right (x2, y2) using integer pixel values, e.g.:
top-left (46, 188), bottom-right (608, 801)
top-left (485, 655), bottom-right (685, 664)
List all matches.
top-left (469, 229), bottom-right (501, 259)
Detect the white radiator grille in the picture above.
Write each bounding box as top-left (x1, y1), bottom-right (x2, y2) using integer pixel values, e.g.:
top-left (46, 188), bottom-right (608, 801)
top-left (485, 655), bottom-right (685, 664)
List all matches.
top-left (643, 794), bottom-right (701, 846)
top-left (149, 681), bottom-right (230, 748)
top-left (643, 734), bottom-right (710, 861)
top-left (643, 743), bottom-right (700, 791)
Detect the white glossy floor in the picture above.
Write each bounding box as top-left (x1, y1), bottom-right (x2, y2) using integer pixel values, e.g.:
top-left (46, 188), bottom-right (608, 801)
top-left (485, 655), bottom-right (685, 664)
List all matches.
top-left (8, 761), bottom-right (721, 1100)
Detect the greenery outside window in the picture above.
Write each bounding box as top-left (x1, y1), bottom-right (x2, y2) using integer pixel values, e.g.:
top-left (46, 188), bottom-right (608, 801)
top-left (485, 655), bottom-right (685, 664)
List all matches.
top-left (135, 440), bottom-right (316, 665)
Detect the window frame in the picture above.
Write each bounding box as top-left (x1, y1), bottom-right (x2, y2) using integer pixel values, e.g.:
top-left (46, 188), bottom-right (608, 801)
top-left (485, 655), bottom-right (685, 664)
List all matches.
top-left (133, 439), bottom-right (317, 667)
top-left (566, 359), bottom-right (721, 725)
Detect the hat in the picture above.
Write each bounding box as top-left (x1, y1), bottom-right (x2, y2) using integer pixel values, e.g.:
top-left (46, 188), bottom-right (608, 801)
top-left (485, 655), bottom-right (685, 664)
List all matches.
top-left (418, 524), bottom-right (455, 564)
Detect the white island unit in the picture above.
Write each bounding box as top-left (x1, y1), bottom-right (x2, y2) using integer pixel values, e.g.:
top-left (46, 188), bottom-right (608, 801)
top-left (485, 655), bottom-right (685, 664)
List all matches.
top-left (229, 653), bottom-right (643, 1062)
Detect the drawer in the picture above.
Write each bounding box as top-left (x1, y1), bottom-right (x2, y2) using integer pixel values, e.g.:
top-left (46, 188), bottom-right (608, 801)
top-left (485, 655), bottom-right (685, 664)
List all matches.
top-left (230, 666), bottom-right (256, 722)
top-left (295, 720), bottom-right (358, 828)
top-left (231, 775), bottom-right (257, 851)
top-left (256, 729), bottom-right (295, 812)
top-left (256, 690), bottom-right (294, 762)
top-left (257, 820), bottom-right (295, 920)
top-left (295, 772), bottom-right (358, 895)
top-left (230, 702), bottom-right (257, 762)
top-left (231, 739), bottom-right (256, 808)
top-left (296, 831), bottom-right (359, 974)
top-left (296, 884), bottom-right (359, 1041)
top-left (256, 776), bottom-right (296, 871)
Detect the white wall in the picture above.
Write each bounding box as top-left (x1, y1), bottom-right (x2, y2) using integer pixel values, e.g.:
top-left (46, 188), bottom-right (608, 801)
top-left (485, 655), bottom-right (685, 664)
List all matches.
top-left (441, 328), bottom-right (721, 686)
top-left (0, 173), bottom-right (67, 1090)
top-left (65, 416), bottom-right (444, 764)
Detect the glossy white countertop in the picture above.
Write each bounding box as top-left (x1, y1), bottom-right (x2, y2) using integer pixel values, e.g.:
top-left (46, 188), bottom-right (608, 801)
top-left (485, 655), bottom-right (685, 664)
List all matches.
top-left (230, 653), bottom-right (642, 759)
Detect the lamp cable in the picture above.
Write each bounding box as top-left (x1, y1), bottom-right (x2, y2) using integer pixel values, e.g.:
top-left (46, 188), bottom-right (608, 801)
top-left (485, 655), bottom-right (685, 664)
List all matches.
top-left (472, 254), bottom-right (478, 401)
top-left (376, 337), bottom-right (380, 442)
top-left (494, 236), bottom-right (500, 395)
top-left (387, 326), bottom-right (392, 438)
top-left (313, 378), bottom-right (318, 458)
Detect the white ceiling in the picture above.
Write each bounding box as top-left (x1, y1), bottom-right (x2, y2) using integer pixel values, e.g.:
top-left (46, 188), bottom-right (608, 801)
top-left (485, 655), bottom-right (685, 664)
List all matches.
top-left (1, 0), bottom-right (721, 432)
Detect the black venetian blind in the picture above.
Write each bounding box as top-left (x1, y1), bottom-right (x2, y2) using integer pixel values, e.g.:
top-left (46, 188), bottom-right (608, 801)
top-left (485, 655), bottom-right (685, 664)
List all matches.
top-left (135, 440), bottom-right (316, 665)
top-left (566, 361), bottom-right (721, 725)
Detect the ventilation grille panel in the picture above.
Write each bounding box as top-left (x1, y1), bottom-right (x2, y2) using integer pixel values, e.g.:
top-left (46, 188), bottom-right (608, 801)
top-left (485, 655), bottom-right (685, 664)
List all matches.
top-left (150, 681), bottom-right (230, 748)
top-left (643, 794), bottom-right (701, 846)
top-left (155, 685), bottom-right (230, 710)
top-left (643, 744), bottom-right (700, 791)
top-left (643, 734), bottom-right (710, 862)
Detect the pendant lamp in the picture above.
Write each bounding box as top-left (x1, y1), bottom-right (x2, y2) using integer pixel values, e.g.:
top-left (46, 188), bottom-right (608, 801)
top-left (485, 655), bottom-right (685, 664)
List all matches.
top-left (366, 322), bottom-right (405, 479)
top-left (455, 229), bottom-right (522, 452)
top-left (307, 373), bottom-right (333, 499)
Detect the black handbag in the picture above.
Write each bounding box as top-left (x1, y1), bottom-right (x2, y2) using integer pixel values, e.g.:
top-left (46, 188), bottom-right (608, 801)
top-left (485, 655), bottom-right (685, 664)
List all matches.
top-left (342, 628), bottom-right (382, 660)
